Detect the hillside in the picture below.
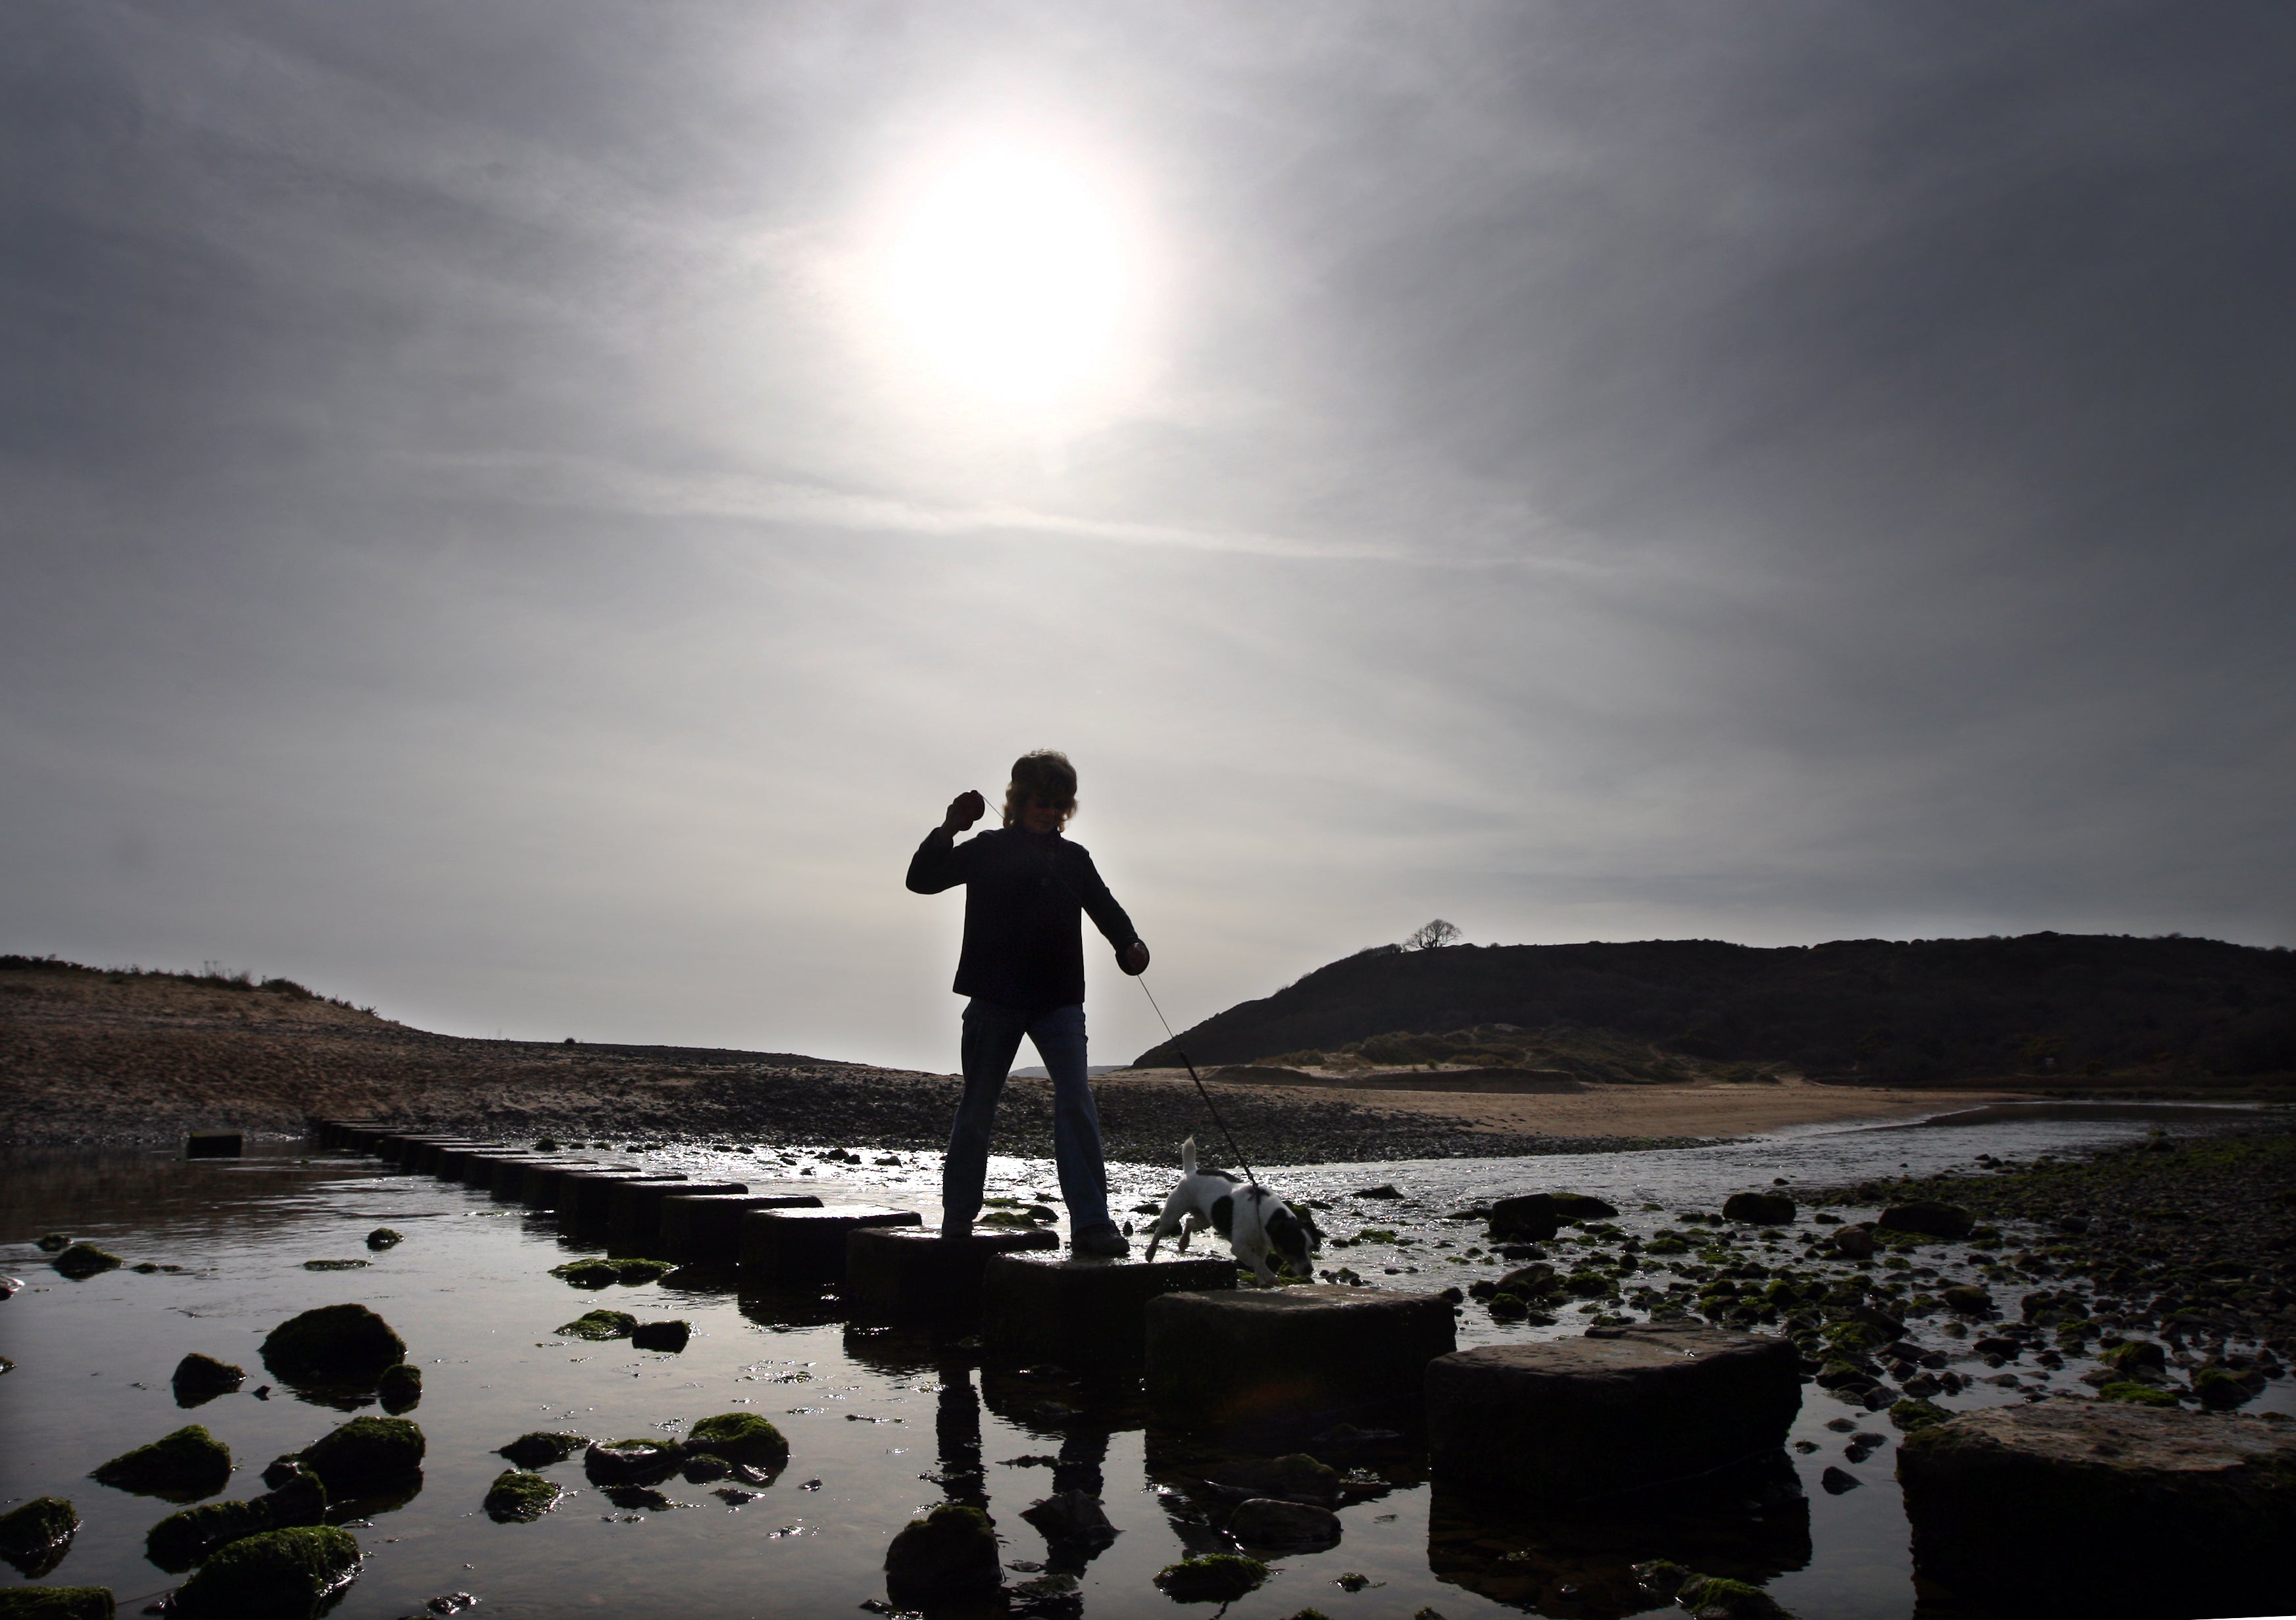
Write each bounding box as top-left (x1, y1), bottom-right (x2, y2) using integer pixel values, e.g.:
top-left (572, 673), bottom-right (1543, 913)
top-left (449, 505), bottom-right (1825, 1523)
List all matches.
top-left (1134, 932), bottom-right (2296, 1085)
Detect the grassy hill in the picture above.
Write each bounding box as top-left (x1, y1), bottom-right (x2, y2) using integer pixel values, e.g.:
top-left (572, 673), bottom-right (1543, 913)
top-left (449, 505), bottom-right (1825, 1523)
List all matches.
top-left (1134, 932), bottom-right (2296, 1086)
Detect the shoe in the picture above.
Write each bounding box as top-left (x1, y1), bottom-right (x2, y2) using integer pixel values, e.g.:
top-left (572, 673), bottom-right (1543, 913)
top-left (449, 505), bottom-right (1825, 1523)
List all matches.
top-left (1071, 1226), bottom-right (1129, 1259)
top-left (939, 1221), bottom-right (973, 1240)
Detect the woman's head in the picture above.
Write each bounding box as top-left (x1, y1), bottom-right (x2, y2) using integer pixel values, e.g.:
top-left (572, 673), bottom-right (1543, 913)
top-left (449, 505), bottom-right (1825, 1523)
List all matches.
top-left (1003, 750), bottom-right (1078, 833)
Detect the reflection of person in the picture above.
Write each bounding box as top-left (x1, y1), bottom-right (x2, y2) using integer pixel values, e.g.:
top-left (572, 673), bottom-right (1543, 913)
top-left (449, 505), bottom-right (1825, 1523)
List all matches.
top-left (906, 750), bottom-right (1149, 1257)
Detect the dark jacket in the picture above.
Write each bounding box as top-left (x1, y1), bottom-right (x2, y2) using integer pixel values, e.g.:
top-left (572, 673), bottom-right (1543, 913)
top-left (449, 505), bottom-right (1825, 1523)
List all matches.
top-left (906, 825), bottom-right (1141, 1012)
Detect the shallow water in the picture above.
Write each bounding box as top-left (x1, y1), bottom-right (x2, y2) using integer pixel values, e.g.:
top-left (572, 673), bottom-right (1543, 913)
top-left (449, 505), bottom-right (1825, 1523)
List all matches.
top-left (1, 1103), bottom-right (2282, 1620)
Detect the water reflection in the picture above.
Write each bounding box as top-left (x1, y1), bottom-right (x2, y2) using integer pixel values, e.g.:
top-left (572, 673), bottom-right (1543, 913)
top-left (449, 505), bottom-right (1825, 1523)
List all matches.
top-left (1428, 1452), bottom-right (1813, 1618)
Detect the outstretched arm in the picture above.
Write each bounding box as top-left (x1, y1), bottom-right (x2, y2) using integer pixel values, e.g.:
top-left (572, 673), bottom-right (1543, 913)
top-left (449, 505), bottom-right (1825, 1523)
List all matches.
top-left (1067, 847), bottom-right (1148, 974)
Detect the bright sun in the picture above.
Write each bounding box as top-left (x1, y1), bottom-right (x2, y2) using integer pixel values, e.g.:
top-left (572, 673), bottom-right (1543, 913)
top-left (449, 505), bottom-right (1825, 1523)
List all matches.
top-left (883, 144), bottom-right (1131, 404)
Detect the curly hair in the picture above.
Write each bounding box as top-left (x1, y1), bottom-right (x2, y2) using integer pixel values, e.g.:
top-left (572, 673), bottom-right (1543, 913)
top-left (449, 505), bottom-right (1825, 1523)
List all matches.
top-left (1002, 749), bottom-right (1079, 829)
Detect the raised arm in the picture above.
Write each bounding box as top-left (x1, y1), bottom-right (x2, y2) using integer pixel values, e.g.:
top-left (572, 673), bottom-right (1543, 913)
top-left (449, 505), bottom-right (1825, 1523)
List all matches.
top-left (906, 790), bottom-right (986, 894)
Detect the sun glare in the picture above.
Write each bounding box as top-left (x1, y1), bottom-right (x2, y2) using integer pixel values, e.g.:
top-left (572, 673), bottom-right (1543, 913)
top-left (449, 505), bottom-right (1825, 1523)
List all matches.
top-left (883, 144), bottom-right (1132, 404)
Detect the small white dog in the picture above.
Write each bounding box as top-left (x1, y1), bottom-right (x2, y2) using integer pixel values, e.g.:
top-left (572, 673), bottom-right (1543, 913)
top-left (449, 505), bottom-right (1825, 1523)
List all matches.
top-left (1143, 1137), bottom-right (1323, 1287)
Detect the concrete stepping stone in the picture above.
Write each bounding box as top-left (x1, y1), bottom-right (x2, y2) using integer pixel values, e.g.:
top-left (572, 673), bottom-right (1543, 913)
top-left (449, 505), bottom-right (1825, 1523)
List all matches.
top-left (1897, 1400), bottom-right (2296, 1617)
top-left (659, 1192), bottom-right (823, 1257)
top-left (484, 1156), bottom-right (595, 1198)
top-left (408, 1139), bottom-right (493, 1175)
top-left (845, 1227), bottom-right (1060, 1319)
top-left (1147, 1283), bottom-right (1456, 1433)
top-left (556, 1171), bottom-right (690, 1227)
top-left (738, 1206), bottom-right (921, 1282)
top-left (981, 1251), bottom-right (1235, 1365)
top-left (437, 1147), bottom-right (527, 1182)
top-left (608, 1179), bottom-right (748, 1244)
top-left (373, 1134), bottom-right (462, 1166)
top-left (520, 1161), bottom-right (633, 1206)
top-left (1426, 1322), bottom-right (1799, 1499)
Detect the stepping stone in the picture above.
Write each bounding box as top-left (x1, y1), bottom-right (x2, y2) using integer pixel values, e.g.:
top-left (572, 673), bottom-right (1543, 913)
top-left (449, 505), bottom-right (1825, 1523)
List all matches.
top-left (520, 1161), bottom-right (633, 1207)
top-left (1897, 1400), bottom-right (2296, 1617)
top-left (608, 1179), bottom-right (750, 1244)
top-left (437, 1146), bottom-right (525, 1182)
top-left (485, 1156), bottom-right (596, 1198)
top-left (659, 1193), bottom-right (824, 1257)
top-left (738, 1206), bottom-right (921, 1283)
top-left (374, 1134), bottom-right (462, 1166)
top-left (185, 1131), bottom-right (243, 1159)
top-left (981, 1251), bottom-right (1235, 1365)
top-left (409, 1139), bottom-right (493, 1175)
top-left (1426, 1323), bottom-right (1799, 1499)
top-left (845, 1227), bottom-right (1060, 1319)
top-left (557, 1171), bottom-right (690, 1227)
top-left (1146, 1284), bottom-right (1456, 1433)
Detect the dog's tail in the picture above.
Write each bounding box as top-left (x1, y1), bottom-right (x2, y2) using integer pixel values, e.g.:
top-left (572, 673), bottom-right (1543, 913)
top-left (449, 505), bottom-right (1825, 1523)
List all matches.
top-left (1181, 1135), bottom-right (1197, 1179)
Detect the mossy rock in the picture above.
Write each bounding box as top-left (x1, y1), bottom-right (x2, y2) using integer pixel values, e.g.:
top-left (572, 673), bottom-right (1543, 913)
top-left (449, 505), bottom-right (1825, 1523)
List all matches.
top-left (1878, 1200), bottom-right (1973, 1240)
top-left (497, 1431), bottom-right (588, 1469)
top-left (1152, 1553), bottom-right (1269, 1602)
top-left (51, 1244), bottom-right (123, 1281)
top-left (555, 1309), bottom-right (637, 1340)
top-left (686, 1413), bottom-right (788, 1467)
top-left (1721, 1192), bottom-right (1796, 1227)
top-left (2192, 1366), bottom-right (2260, 1410)
top-left (550, 1258), bottom-right (674, 1288)
top-left (1675, 1573), bottom-right (1792, 1619)
top-left (2102, 1340), bottom-right (2166, 1372)
top-left (1940, 1285), bottom-right (1992, 1315)
top-left (145, 1498), bottom-right (273, 1574)
top-left (297, 1417), bottom-right (424, 1492)
top-left (259, 1304), bottom-right (406, 1384)
top-left (482, 1470), bottom-right (560, 1523)
top-left (629, 1319), bottom-right (691, 1352)
top-left (0, 1587), bottom-right (115, 1619)
top-left (1890, 1398), bottom-right (1950, 1433)
top-left (362, 1228), bottom-right (403, 1251)
top-left (376, 1365), bottom-right (422, 1413)
top-left (2098, 1381), bottom-right (2180, 1408)
top-left (34, 1234), bottom-right (71, 1252)
top-left (885, 1504), bottom-right (1001, 1609)
top-left (0, 1498), bottom-right (79, 1580)
top-left (170, 1354), bottom-right (245, 1406)
top-left (91, 1425), bottom-right (231, 1502)
top-left (174, 1526), bottom-right (359, 1619)
top-left (583, 1439), bottom-right (683, 1486)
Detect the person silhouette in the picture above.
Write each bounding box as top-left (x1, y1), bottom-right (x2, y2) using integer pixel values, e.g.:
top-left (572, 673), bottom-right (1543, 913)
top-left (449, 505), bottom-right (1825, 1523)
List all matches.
top-left (906, 749), bottom-right (1148, 1258)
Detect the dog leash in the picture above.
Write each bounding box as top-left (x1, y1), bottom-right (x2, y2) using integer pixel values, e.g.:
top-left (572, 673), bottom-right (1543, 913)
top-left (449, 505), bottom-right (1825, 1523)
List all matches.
top-left (972, 799), bottom-right (1265, 1188)
top-left (1135, 973), bottom-right (1262, 1190)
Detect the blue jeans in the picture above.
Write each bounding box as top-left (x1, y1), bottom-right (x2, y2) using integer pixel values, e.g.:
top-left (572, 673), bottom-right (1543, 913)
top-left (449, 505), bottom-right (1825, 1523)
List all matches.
top-left (944, 999), bottom-right (1113, 1238)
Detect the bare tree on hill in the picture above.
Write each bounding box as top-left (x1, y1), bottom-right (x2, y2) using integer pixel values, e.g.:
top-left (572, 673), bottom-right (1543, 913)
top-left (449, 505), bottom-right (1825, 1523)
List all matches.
top-left (1407, 918), bottom-right (1462, 951)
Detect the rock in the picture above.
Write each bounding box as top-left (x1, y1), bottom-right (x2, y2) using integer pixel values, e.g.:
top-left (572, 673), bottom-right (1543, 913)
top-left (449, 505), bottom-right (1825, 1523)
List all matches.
top-left (1354, 1185), bottom-right (1405, 1199)
top-left (554, 1309), bottom-right (637, 1340)
top-left (301, 1260), bottom-right (368, 1272)
top-left (297, 1417), bottom-right (424, 1493)
top-left (2098, 1381), bottom-right (2178, 1407)
top-left (90, 1425), bottom-right (232, 1502)
top-left (170, 1354), bottom-right (245, 1406)
top-left (1486, 1192), bottom-right (1615, 1240)
top-left (364, 1229), bottom-right (403, 1250)
top-left (497, 1432), bottom-right (587, 1469)
top-left (34, 1234), bottom-right (70, 1252)
top-left (1820, 1466), bottom-right (1860, 1494)
top-left (259, 1304), bottom-right (406, 1385)
top-left (1020, 1488), bottom-right (1118, 1548)
top-left (1897, 1402), bottom-right (2296, 1616)
top-left (1721, 1192), bottom-right (1796, 1227)
top-left (0, 1498), bottom-right (79, 1580)
top-left (1495, 1264), bottom-right (1559, 1299)
top-left (629, 1320), bottom-right (691, 1352)
top-left (1152, 1554), bottom-right (1268, 1602)
top-left (1890, 1398), bottom-right (1949, 1433)
top-left (549, 1258), bottom-right (621, 1289)
top-left (0, 1588), bottom-right (114, 1619)
top-left (685, 1413), bottom-right (789, 1468)
top-left (143, 1468), bottom-right (328, 1574)
top-left (680, 1452), bottom-right (733, 1483)
top-left (1144, 1284), bottom-right (1456, 1433)
top-left (1675, 1573), bottom-right (1794, 1618)
top-left (583, 1439), bottom-right (683, 1485)
top-left (1227, 1496), bottom-right (1342, 1548)
top-left (173, 1525), bottom-right (360, 1619)
top-left (1426, 1323), bottom-right (1800, 1499)
top-left (1877, 1200), bottom-right (1973, 1240)
top-left (883, 1503), bottom-right (1002, 1609)
top-left (1212, 1454), bottom-right (1341, 1506)
top-left (2193, 1366), bottom-right (2262, 1410)
top-left (51, 1244), bottom-right (122, 1281)
top-left (482, 1470), bottom-right (560, 1523)
top-left (2102, 1340), bottom-right (2166, 1373)
top-left (1830, 1225), bottom-right (1876, 1260)
top-left (1940, 1286), bottom-right (1991, 1316)
top-left (374, 1363), bottom-right (422, 1413)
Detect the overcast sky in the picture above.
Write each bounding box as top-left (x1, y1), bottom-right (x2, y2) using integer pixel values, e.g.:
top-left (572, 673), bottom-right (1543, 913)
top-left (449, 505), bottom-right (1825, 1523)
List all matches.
top-left (4, 1), bottom-right (2291, 1071)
